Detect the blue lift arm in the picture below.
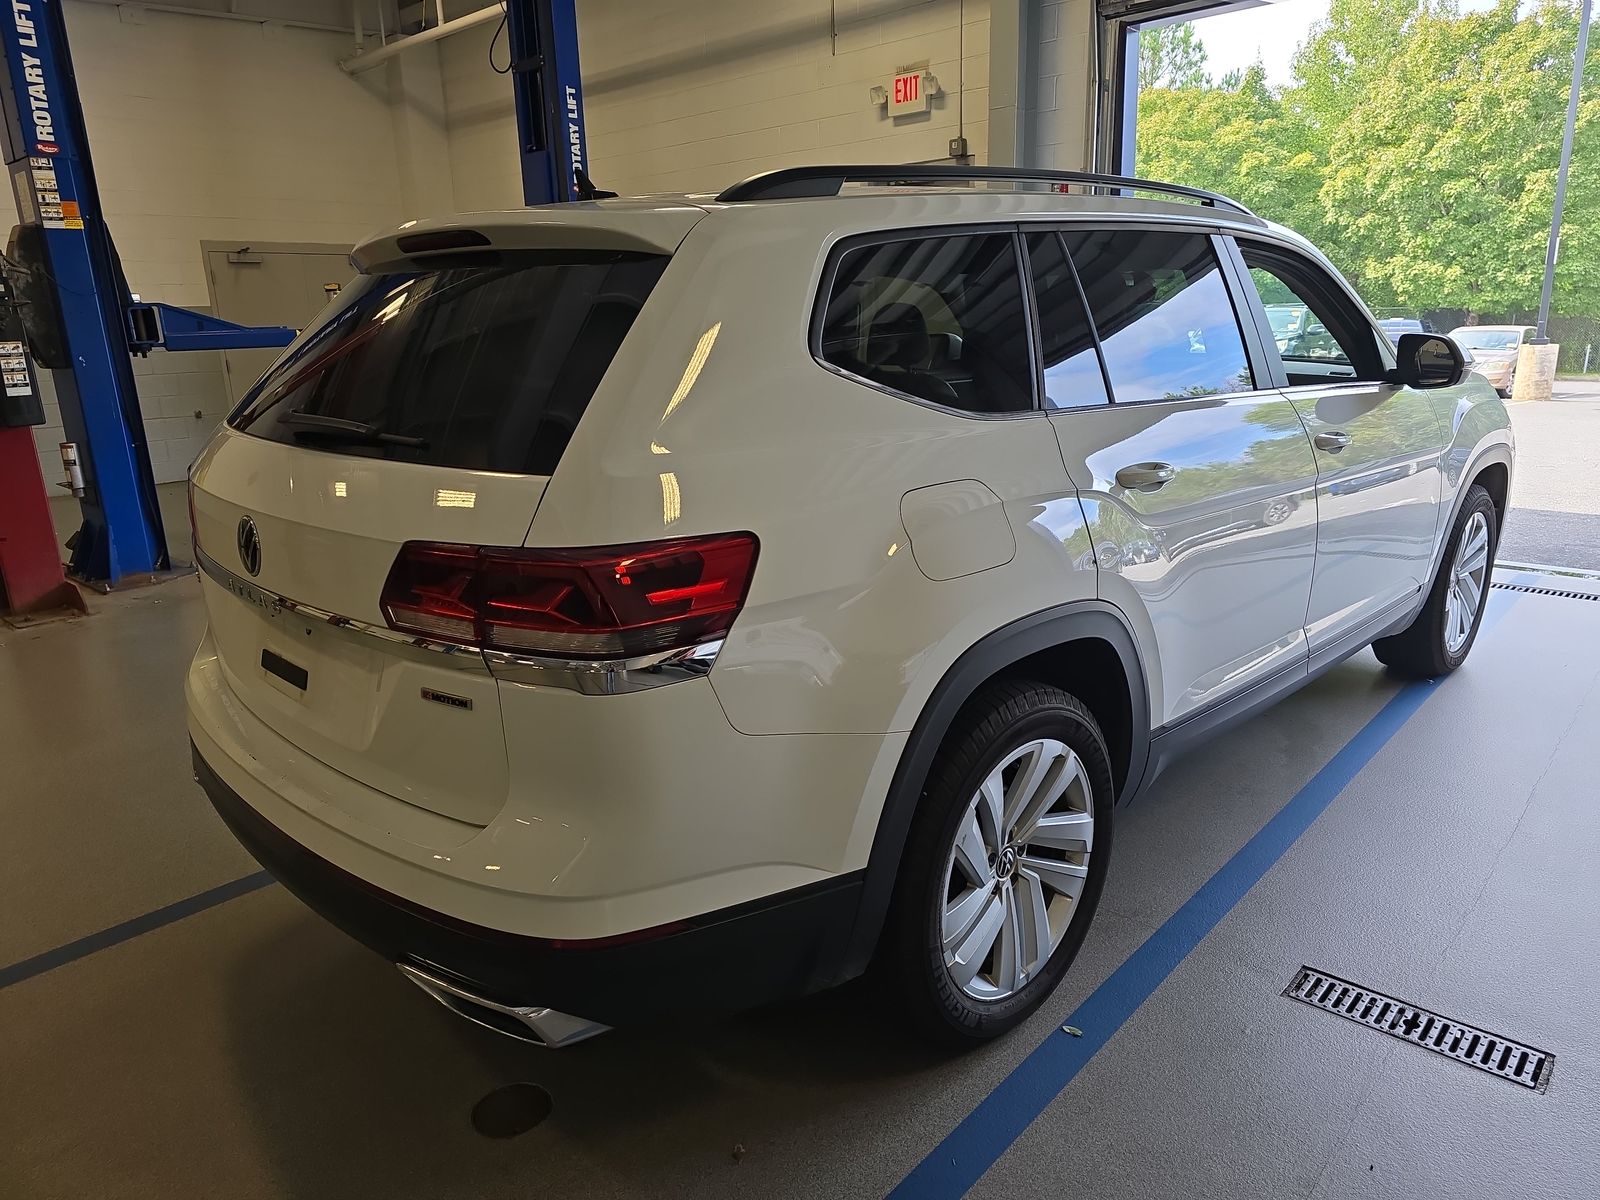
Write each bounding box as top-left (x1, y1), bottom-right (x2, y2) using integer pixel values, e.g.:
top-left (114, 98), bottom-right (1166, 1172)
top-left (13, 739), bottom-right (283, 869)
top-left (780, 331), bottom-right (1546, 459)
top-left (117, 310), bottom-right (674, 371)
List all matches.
top-left (127, 303), bottom-right (295, 355)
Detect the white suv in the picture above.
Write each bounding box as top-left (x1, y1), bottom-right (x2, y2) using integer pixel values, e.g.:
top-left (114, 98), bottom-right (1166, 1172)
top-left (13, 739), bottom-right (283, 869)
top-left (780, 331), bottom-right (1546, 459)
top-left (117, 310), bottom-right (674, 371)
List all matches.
top-left (187, 166), bottom-right (1513, 1047)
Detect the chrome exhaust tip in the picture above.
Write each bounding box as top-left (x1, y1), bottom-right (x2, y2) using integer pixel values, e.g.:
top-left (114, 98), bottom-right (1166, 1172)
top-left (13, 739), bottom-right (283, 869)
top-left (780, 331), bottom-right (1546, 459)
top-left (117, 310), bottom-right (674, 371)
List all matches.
top-left (397, 962), bottom-right (610, 1048)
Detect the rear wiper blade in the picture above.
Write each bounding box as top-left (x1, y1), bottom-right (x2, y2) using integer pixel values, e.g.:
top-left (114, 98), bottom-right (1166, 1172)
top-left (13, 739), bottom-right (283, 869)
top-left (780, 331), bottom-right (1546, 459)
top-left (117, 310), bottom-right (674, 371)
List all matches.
top-left (279, 410), bottom-right (429, 449)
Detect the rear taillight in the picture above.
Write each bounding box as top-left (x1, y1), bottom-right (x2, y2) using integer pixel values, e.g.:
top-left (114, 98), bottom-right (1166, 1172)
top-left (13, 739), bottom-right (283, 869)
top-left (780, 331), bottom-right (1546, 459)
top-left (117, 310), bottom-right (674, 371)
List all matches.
top-left (379, 533), bottom-right (759, 660)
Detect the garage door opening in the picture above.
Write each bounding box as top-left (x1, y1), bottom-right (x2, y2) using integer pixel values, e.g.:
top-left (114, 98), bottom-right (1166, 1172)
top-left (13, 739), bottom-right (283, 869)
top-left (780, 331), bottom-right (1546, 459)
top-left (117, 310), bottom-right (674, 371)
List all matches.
top-left (1120, 0), bottom-right (1600, 569)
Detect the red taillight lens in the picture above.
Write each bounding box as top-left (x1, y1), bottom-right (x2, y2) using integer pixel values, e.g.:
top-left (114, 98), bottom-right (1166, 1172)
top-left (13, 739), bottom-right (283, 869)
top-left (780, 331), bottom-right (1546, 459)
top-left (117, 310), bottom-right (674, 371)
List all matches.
top-left (378, 542), bottom-right (480, 643)
top-left (379, 533), bottom-right (759, 660)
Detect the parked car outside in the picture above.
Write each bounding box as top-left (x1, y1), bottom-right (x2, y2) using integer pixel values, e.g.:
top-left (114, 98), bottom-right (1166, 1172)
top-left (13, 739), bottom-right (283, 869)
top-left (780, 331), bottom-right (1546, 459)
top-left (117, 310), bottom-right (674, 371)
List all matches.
top-left (1379, 317), bottom-right (1427, 339)
top-left (1265, 303), bottom-right (1344, 360)
top-left (186, 166), bottom-right (1514, 1048)
top-left (1450, 324), bottom-right (1534, 397)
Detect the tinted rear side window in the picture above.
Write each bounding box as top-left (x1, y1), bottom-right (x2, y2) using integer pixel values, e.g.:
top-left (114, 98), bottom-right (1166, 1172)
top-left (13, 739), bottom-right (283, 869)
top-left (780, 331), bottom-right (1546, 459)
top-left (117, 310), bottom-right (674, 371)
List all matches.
top-left (818, 233), bottom-right (1034, 415)
top-left (1062, 230), bottom-right (1253, 402)
top-left (229, 250), bottom-right (668, 473)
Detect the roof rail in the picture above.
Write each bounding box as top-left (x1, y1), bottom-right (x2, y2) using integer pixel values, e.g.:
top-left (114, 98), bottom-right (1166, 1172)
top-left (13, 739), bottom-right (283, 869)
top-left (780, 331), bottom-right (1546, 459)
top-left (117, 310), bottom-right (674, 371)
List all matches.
top-left (715, 164), bottom-right (1256, 217)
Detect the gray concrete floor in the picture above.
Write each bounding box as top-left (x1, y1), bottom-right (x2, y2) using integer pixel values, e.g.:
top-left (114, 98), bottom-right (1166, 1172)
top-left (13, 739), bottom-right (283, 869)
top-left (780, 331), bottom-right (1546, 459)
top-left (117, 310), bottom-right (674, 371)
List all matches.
top-left (2, 571), bottom-right (1596, 1199)
top-left (1500, 380), bottom-right (1600, 571)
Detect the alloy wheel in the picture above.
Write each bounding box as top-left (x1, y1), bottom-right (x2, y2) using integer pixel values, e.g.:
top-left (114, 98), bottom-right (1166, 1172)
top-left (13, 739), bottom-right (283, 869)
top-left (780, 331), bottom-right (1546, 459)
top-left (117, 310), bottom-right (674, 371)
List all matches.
top-left (940, 737), bottom-right (1094, 1001)
top-left (1445, 510), bottom-right (1490, 654)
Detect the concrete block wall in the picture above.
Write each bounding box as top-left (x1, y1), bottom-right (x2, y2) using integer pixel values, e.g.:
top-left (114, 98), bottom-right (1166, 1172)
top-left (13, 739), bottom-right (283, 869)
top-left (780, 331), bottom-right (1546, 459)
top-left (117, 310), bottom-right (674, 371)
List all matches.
top-left (12, 1), bottom-right (413, 485)
top-left (441, 0), bottom-right (992, 210)
top-left (1030, 0), bottom-right (1097, 172)
top-left (130, 350), bottom-right (231, 482)
top-left (24, 351), bottom-right (224, 492)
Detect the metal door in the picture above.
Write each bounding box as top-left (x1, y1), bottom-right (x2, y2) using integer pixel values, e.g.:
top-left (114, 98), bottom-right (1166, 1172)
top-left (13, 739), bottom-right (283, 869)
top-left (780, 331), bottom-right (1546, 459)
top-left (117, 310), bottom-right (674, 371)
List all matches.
top-left (1041, 226), bottom-right (1320, 727)
top-left (1054, 396), bottom-right (1320, 725)
top-left (204, 244), bottom-right (352, 405)
top-left (1284, 382), bottom-right (1444, 649)
top-left (1225, 237), bottom-right (1446, 653)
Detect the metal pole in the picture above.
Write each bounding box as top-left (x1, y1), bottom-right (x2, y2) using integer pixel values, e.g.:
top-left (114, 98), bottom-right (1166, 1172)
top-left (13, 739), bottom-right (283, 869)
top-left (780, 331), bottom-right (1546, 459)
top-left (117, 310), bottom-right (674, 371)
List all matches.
top-left (1534, 0), bottom-right (1591, 344)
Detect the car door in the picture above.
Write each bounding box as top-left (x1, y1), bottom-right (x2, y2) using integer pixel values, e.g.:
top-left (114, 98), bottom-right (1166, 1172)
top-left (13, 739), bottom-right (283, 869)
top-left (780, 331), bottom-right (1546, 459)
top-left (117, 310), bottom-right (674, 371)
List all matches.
top-left (1030, 226), bottom-right (1320, 727)
top-left (1227, 238), bottom-right (1446, 656)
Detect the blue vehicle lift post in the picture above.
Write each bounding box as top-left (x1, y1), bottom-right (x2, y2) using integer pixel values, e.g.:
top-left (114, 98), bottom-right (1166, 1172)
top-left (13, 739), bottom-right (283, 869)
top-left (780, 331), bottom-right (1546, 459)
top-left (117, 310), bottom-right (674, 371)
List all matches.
top-left (504, 0), bottom-right (595, 206)
top-left (0, 0), bottom-right (293, 587)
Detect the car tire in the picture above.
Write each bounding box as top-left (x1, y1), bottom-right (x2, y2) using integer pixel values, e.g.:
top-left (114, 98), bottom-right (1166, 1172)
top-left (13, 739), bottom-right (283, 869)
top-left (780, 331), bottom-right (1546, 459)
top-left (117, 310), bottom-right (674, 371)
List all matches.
top-left (1372, 484), bottom-right (1498, 678)
top-left (880, 680), bottom-right (1114, 1046)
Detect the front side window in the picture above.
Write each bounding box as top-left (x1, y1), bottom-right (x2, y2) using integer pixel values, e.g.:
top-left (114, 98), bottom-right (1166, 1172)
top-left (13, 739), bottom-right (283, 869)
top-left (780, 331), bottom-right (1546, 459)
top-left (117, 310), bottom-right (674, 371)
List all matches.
top-left (818, 233), bottom-right (1034, 415)
top-left (229, 250), bottom-right (668, 474)
top-left (1062, 229), bottom-right (1254, 402)
top-left (1238, 243), bottom-right (1384, 385)
top-left (1256, 272), bottom-right (1351, 368)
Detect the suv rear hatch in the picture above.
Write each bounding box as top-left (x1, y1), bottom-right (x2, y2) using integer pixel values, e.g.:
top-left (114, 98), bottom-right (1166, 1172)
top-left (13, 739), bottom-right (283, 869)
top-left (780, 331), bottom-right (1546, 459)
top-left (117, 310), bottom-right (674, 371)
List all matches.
top-left (191, 213), bottom-right (693, 827)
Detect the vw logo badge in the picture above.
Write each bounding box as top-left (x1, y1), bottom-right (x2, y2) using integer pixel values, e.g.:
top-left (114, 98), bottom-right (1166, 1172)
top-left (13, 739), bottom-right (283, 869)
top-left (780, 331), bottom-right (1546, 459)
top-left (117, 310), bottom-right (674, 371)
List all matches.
top-left (996, 845), bottom-right (1018, 882)
top-left (236, 515), bottom-right (262, 577)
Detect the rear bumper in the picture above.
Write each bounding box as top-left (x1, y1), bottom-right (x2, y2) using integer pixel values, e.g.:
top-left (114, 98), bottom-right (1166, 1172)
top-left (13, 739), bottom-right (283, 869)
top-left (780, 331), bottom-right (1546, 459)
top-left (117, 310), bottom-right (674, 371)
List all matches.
top-left (194, 743), bottom-right (864, 1029)
top-left (187, 626), bottom-right (898, 940)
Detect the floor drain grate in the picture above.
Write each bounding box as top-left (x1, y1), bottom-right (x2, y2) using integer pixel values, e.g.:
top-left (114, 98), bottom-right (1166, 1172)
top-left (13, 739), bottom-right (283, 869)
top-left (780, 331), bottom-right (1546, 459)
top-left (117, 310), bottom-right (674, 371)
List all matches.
top-left (1283, 967), bottom-right (1553, 1092)
top-left (1490, 582), bottom-right (1600, 601)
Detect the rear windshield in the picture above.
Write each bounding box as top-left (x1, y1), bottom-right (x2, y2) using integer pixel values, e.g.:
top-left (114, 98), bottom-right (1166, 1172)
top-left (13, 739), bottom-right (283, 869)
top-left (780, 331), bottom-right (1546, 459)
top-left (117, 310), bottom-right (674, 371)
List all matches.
top-left (228, 250), bottom-right (668, 474)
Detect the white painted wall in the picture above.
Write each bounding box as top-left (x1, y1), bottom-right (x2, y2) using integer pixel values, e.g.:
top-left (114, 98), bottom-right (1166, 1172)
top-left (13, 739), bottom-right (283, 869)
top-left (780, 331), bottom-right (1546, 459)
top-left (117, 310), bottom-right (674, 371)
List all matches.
top-left (441, 0), bottom-right (992, 210)
top-left (13, 2), bottom-right (414, 486)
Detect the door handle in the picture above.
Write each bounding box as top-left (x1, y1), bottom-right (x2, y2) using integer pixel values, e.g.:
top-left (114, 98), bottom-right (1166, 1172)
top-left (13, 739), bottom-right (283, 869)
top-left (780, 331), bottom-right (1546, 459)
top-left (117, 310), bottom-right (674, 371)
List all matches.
top-left (1115, 462), bottom-right (1176, 492)
top-left (1314, 431), bottom-right (1353, 453)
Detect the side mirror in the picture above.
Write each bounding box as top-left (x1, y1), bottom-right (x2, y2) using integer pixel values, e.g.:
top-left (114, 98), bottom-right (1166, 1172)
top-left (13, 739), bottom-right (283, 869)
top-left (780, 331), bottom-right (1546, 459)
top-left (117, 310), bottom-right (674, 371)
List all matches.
top-left (1390, 333), bottom-right (1466, 388)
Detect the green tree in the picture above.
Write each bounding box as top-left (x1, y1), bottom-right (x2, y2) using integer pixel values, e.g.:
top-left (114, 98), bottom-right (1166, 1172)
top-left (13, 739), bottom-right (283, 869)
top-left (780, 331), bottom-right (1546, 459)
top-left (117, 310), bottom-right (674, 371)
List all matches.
top-left (1319, 0), bottom-right (1600, 314)
top-left (1137, 64), bottom-right (1326, 243)
top-left (1135, 0), bottom-right (1600, 319)
top-left (1139, 22), bottom-right (1211, 90)
top-left (1290, 0), bottom-right (1425, 129)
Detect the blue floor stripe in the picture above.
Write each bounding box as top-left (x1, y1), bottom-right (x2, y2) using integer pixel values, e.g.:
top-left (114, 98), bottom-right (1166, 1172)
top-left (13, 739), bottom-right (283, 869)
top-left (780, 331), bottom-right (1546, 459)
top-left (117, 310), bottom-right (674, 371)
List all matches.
top-left (889, 597), bottom-right (1515, 1199)
top-left (0, 870), bottom-right (274, 991)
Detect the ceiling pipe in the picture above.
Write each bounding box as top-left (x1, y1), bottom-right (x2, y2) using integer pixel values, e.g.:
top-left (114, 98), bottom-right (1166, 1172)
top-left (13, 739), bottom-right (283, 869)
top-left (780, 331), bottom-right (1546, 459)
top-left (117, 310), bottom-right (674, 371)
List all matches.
top-left (340, 4), bottom-right (501, 74)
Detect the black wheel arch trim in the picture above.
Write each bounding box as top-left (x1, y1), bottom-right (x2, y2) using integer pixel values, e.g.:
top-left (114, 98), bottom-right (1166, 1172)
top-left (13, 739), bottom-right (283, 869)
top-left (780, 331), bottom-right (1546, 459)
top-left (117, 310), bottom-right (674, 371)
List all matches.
top-left (833, 600), bottom-right (1151, 984)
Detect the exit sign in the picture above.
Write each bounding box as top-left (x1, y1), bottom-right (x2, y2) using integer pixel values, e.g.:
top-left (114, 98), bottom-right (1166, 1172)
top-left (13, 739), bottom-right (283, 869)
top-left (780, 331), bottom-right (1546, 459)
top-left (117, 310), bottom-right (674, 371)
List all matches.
top-left (871, 68), bottom-right (941, 118)
top-left (888, 70), bottom-right (931, 116)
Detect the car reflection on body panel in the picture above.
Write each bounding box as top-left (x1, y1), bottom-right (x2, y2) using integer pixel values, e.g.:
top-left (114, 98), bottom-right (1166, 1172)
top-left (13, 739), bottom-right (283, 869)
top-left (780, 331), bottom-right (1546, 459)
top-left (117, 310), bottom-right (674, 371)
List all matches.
top-left (1265, 304), bottom-right (1343, 360)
